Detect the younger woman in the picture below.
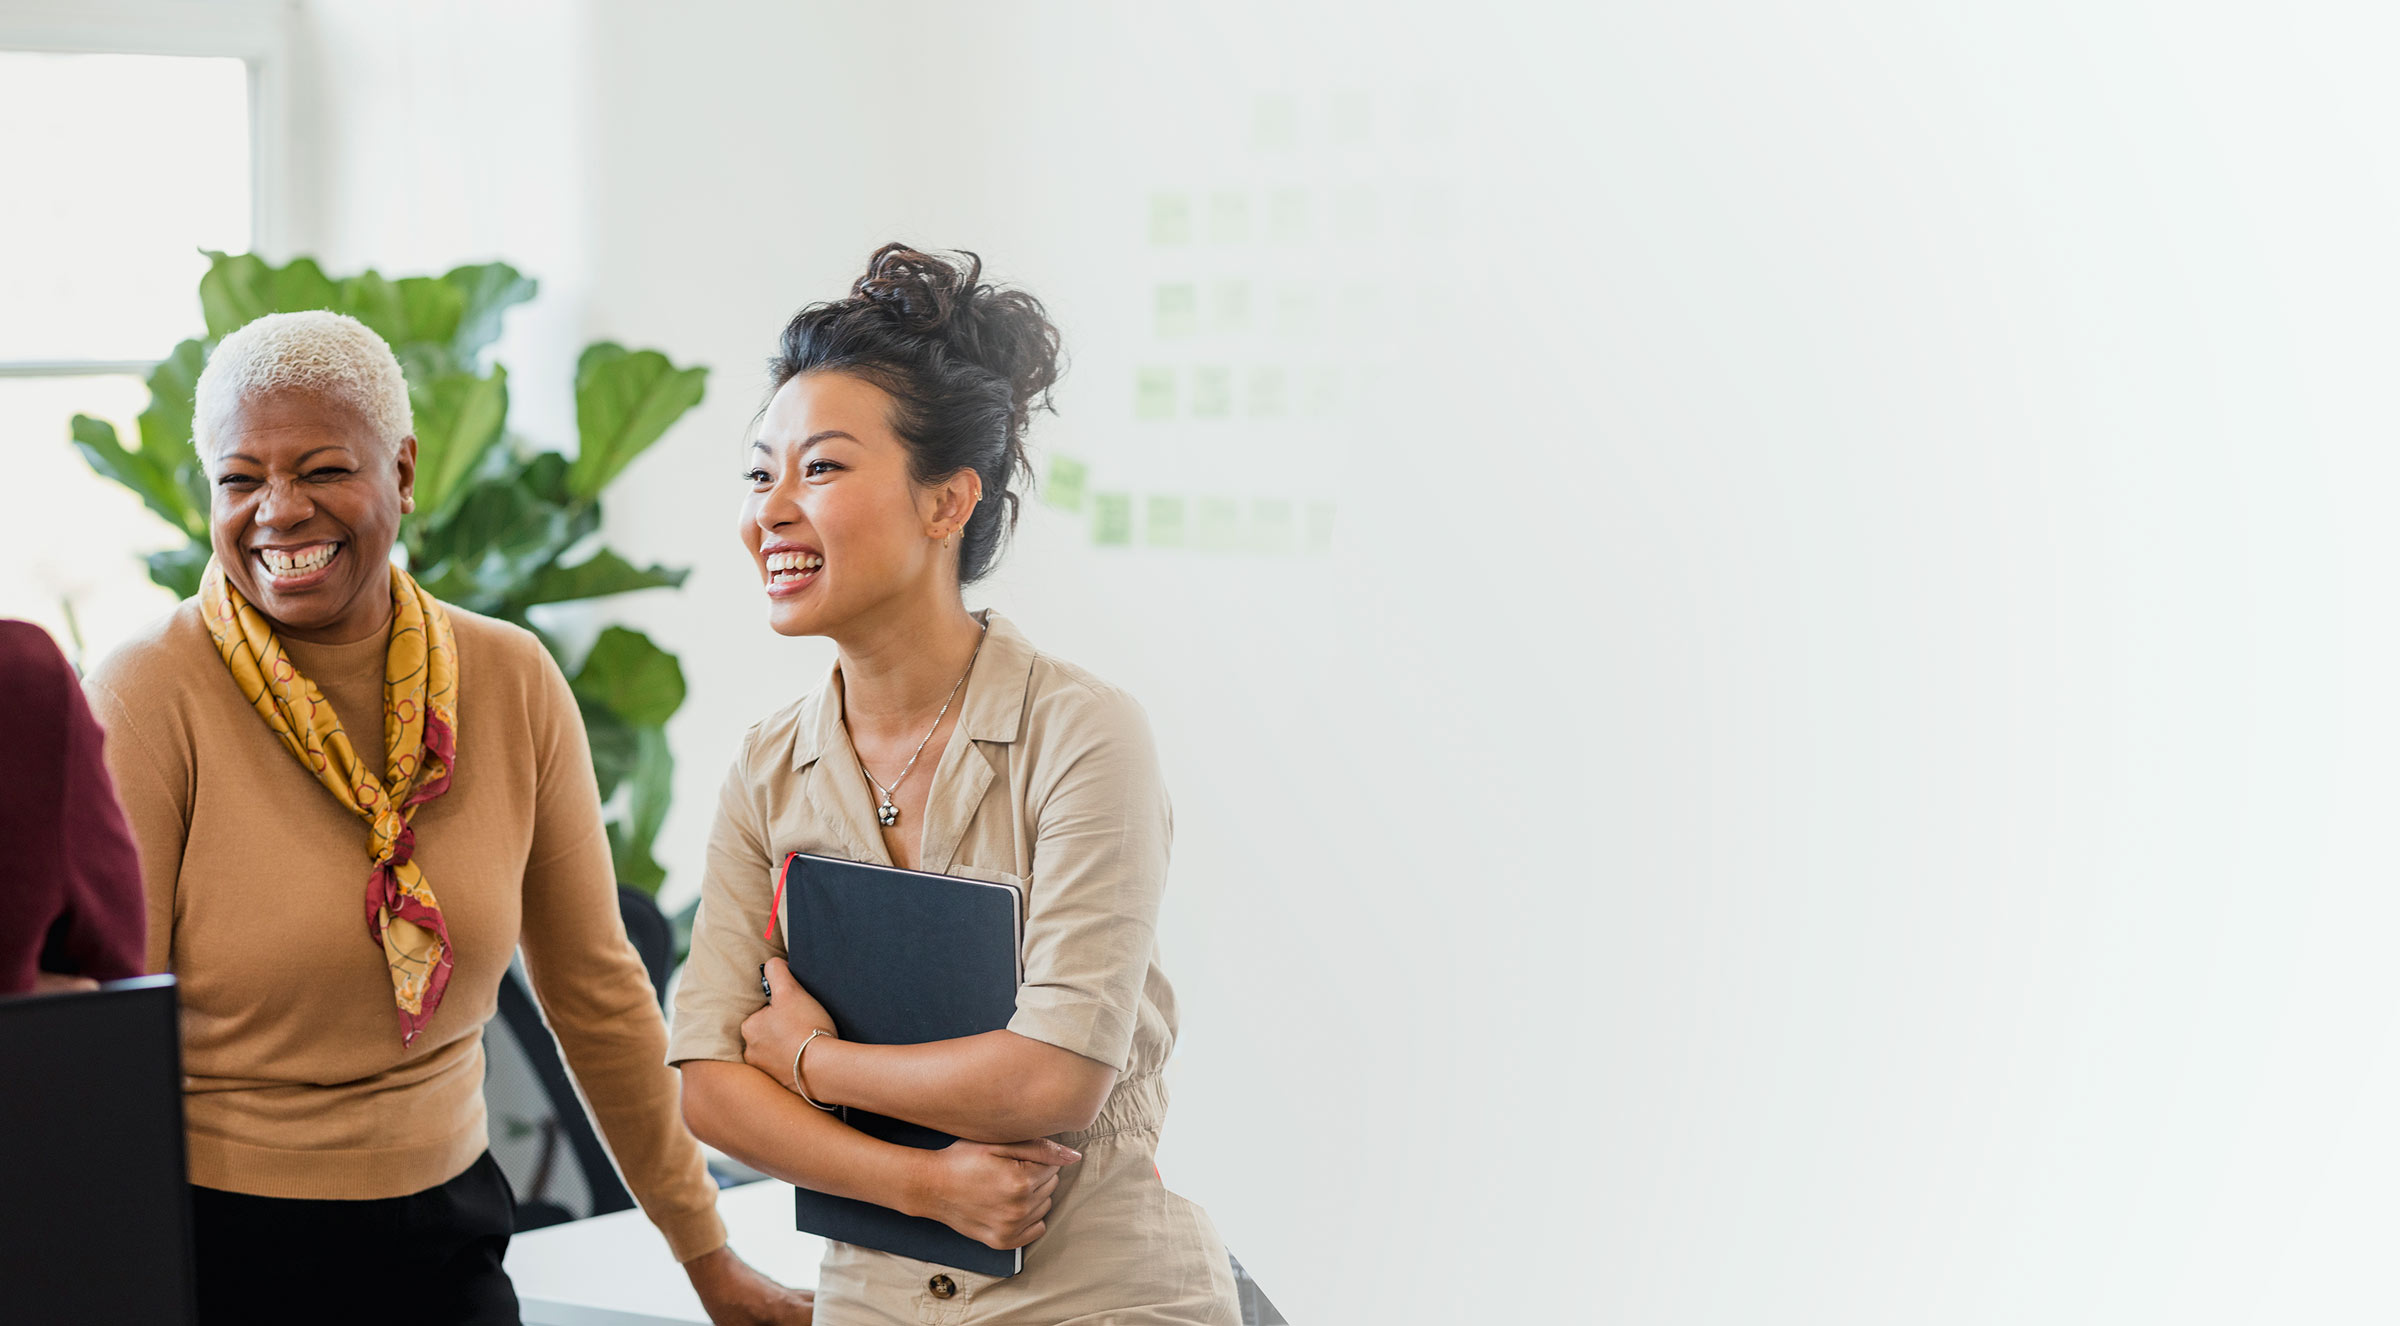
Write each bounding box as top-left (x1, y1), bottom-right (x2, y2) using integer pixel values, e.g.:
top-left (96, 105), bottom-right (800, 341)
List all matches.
top-left (671, 245), bottom-right (1241, 1325)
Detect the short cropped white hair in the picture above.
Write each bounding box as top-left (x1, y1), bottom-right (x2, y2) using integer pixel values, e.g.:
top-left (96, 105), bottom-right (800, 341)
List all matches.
top-left (193, 310), bottom-right (414, 456)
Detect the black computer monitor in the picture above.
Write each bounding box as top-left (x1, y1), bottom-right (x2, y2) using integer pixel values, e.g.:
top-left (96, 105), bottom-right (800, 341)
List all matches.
top-left (0, 974), bottom-right (194, 1324)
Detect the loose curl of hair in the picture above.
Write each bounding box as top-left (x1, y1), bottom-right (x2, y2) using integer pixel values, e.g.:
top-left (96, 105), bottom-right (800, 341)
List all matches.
top-left (769, 244), bottom-right (1063, 585)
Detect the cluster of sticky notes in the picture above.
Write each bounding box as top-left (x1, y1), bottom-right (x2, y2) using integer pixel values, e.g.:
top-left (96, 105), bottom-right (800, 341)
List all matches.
top-left (1153, 278), bottom-right (1392, 341)
top-left (1148, 187), bottom-right (1331, 248)
top-left (1159, 279), bottom-right (1364, 340)
top-left (1250, 88), bottom-right (1389, 150)
top-left (1097, 494), bottom-right (1331, 555)
top-left (1134, 364), bottom-right (1337, 421)
top-left (1048, 459), bottom-right (1333, 554)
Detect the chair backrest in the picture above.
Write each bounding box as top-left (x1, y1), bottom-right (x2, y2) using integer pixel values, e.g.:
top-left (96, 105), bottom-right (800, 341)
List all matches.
top-left (618, 885), bottom-right (673, 1003)
top-left (481, 887), bottom-right (672, 1230)
top-left (1229, 1252), bottom-right (1289, 1325)
top-left (0, 975), bottom-right (196, 1323)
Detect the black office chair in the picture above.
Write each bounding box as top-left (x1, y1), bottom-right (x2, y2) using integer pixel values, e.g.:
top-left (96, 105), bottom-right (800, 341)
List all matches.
top-left (482, 886), bottom-right (670, 1230)
top-left (1228, 1254), bottom-right (1289, 1324)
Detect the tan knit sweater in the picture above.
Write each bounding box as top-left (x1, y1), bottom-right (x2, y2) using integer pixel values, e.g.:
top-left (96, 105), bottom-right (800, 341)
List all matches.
top-left (84, 600), bottom-right (726, 1262)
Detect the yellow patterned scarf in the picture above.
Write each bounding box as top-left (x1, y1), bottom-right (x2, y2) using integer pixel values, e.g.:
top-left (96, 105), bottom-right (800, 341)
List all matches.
top-left (199, 558), bottom-right (460, 1046)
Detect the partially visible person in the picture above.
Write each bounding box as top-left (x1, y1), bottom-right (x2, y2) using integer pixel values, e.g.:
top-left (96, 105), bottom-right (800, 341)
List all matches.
top-left (0, 619), bottom-right (145, 995)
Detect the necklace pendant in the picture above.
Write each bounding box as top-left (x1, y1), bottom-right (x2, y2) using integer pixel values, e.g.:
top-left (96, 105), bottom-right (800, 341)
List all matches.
top-left (877, 801), bottom-right (901, 828)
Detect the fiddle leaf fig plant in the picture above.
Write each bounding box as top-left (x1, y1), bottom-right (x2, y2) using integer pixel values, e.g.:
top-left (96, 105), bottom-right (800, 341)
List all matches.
top-left (69, 251), bottom-right (704, 895)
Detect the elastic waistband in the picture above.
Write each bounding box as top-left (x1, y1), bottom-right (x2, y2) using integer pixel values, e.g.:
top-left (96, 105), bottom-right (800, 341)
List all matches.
top-left (1057, 1070), bottom-right (1169, 1147)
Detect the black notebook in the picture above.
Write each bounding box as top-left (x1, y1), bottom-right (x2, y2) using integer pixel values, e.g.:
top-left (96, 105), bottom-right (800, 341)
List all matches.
top-left (779, 851), bottom-right (1026, 1276)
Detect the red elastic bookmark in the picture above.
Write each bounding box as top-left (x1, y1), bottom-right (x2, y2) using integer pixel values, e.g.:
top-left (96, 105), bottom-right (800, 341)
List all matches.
top-left (764, 852), bottom-right (799, 940)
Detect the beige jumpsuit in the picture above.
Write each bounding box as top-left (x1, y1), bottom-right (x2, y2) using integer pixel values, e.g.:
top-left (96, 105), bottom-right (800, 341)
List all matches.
top-left (667, 612), bottom-right (1241, 1326)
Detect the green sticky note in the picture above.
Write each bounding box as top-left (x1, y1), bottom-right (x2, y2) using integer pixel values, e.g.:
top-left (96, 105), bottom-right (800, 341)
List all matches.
top-left (1306, 501), bottom-right (1337, 552)
top-left (1249, 498), bottom-right (1297, 554)
top-left (1092, 493), bottom-right (1134, 546)
top-left (1209, 190), bottom-right (1251, 244)
top-left (1268, 188), bottom-right (1311, 243)
top-left (1190, 365), bottom-right (1233, 420)
top-left (1211, 279), bottom-right (1252, 334)
top-left (1145, 495), bottom-right (1187, 548)
top-left (1045, 455), bottom-right (1089, 512)
top-left (1251, 92), bottom-right (1298, 150)
top-left (1149, 192), bottom-right (1193, 245)
top-left (1155, 283), bottom-right (1198, 339)
top-left (1247, 366), bottom-right (1287, 418)
top-left (1195, 497), bottom-right (1240, 551)
top-left (1135, 366), bottom-right (1177, 420)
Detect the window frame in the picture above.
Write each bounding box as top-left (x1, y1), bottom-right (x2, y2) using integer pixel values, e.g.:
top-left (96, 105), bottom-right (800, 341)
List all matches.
top-left (0, 0), bottom-right (291, 377)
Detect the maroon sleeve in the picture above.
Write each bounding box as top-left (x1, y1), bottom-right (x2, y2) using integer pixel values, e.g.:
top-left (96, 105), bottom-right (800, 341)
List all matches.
top-left (0, 621), bottom-right (145, 992)
top-left (55, 654), bottom-right (147, 983)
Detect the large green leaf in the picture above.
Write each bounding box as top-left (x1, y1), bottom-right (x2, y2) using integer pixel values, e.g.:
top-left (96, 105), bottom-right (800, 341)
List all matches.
top-left (518, 449), bottom-right (573, 506)
top-left (72, 415), bottom-right (202, 537)
top-left (199, 252), bottom-right (342, 337)
top-left (392, 344), bottom-right (453, 394)
top-left (622, 724), bottom-right (674, 852)
top-left (606, 724), bottom-right (675, 894)
top-left (409, 366), bottom-right (509, 521)
top-left (444, 263), bottom-right (537, 365)
top-left (395, 276), bottom-right (466, 349)
top-left (339, 271), bottom-right (409, 345)
top-left (607, 822), bottom-right (668, 894)
top-left (572, 344), bottom-right (707, 502)
top-left (510, 547), bottom-right (687, 609)
top-left (408, 467), bottom-right (575, 612)
top-left (134, 339), bottom-right (211, 536)
top-left (146, 543), bottom-right (210, 599)
top-left (418, 469), bottom-right (553, 564)
top-left (582, 702), bottom-right (637, 801)
top-left (571, 625), bottom-right (685, 727)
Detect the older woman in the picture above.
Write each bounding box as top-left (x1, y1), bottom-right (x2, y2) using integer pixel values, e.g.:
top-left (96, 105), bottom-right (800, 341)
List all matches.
top-left (81, 310), bottom-right (812, 1324)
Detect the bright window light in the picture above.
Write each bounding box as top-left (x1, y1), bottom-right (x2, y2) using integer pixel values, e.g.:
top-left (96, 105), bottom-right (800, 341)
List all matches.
top-left (0, 51), bottom-right (251, 364)
top-left (0, 376), bottom-right (184, 664)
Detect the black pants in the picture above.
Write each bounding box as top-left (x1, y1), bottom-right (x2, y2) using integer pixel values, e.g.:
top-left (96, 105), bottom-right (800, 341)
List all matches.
top-left (189, 1150), bottom-right (521, 1326)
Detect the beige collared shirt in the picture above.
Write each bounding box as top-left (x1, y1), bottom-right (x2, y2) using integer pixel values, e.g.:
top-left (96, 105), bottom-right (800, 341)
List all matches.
top-left (668, 611), bottom-right (1237, 1325)
top-left (667, 609), bottom-right (1178, 1078)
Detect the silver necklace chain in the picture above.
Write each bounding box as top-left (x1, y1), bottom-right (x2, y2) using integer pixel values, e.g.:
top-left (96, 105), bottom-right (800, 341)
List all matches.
top-left (858, 625), bottom-right (987, 828)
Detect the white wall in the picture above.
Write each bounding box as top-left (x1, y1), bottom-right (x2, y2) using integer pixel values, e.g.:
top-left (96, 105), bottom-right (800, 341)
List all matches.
top-left (236, 1), bottom-right (2400, 1321)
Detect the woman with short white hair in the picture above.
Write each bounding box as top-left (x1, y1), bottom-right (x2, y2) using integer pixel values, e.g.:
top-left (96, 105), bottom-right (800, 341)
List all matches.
top-left (83, 310), bottom-right (1048, 1324)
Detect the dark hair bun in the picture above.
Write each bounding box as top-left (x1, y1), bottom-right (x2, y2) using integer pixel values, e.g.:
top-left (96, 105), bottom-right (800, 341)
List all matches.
top-left (853, 244), bottom-right (1061, 434)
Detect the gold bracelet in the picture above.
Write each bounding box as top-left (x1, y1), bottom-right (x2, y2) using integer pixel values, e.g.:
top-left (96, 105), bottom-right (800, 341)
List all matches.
top-left (791, 1028), bottom-right (837, 1111)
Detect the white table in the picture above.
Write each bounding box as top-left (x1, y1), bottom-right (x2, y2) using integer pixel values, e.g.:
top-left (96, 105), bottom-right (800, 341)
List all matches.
top-left (506, 1179), bottom-right (824, 1326)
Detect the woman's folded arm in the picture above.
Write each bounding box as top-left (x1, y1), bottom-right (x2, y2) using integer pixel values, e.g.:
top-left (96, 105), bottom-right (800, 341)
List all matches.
top-left (680, 1057), bottom-right (1079, 1251)
top-left (784, 1026), bottom-right (1116, 1144)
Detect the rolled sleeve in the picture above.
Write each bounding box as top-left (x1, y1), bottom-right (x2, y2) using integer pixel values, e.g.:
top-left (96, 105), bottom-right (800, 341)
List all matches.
top-left (665, 734), bottom-right (780, 1068)
top-left (1004, 689), bottom-right (1169, 1073)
